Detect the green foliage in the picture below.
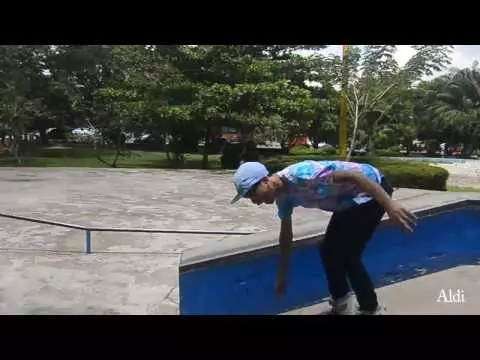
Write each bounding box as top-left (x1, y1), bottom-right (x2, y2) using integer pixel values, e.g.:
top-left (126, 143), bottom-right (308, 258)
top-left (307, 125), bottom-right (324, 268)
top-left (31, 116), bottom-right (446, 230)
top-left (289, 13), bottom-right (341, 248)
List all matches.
top-left (289, 145), bottom-right (337, 156)
top-left (379, 162), bottom-right (449, 191)
top-left (342, 45), bottom-right (454, 155)
top-left (424, 65), bottom-right (480, 154)
top-left (1, 44), bottom-right (479, 169)
top-left (375, 148), bottom-right (403, 157)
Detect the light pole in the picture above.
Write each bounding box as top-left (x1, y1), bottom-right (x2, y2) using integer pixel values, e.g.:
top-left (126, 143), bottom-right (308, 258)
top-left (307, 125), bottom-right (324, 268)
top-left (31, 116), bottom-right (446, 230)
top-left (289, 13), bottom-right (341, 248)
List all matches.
top-left (339, 45), bottom-right (349, 159)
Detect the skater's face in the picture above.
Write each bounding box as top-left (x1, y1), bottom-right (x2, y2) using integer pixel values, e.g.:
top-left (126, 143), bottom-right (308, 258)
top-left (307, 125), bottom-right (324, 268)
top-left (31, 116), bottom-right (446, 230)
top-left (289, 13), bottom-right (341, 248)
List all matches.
top-left (247, 177), bottom-right (276, 205)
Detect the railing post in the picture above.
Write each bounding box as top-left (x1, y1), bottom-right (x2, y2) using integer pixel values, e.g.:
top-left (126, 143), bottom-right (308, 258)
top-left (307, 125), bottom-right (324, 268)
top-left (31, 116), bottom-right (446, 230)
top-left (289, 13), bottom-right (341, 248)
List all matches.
top-left (85, 230), bottom-right (92, 254)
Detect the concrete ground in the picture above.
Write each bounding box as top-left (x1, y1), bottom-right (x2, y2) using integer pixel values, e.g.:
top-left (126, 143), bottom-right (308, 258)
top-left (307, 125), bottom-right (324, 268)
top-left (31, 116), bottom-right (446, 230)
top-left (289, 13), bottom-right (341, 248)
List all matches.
top-left (282, 265), bottom-right (480, 315)
top-left (0, 167), bottom-right (478, 315)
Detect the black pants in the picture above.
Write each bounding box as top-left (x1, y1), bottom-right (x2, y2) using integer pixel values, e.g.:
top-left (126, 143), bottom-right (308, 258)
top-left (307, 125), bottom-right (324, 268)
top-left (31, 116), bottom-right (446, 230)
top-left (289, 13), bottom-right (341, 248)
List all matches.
top-left (319, 177), bottom-right (393, 312)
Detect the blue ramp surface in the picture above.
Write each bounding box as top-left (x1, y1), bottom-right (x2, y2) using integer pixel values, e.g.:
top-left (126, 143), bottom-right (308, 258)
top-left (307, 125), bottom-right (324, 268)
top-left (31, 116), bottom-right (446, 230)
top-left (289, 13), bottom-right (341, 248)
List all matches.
top-left (179, 208), bottom-right (480, 315)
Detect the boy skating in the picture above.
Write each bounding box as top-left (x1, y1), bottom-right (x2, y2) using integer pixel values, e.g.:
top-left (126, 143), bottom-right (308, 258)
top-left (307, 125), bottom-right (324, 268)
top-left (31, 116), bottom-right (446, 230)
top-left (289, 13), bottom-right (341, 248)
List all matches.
top-left (230, 160), bottom-right (417, 315)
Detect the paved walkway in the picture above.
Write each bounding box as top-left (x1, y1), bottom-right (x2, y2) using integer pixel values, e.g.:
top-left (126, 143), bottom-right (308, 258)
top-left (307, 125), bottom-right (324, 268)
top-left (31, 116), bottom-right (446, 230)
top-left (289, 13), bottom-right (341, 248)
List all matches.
top-left (0, 168), bottom-right (477, 314)
top-left (430, 160), bottom-right (480, 189)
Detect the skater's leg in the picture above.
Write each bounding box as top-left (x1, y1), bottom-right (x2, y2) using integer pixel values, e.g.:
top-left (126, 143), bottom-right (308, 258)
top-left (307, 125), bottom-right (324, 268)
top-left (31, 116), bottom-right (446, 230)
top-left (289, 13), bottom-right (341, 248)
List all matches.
top-left (344, 203), bottom-right (384, 312)
top-left (319, 176), bottom-right (393, 314)
top-left (319, 213), bottom-right (351, 301)
top-left (319, 212), bottom-right (357, 314)
top-left (344, 177), bottom-right (393, 312)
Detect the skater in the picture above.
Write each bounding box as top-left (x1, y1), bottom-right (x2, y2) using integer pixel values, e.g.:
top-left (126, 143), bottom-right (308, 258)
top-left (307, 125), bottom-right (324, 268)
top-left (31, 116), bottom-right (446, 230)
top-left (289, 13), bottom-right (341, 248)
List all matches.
top-left (230, 160), bottom-right (417, 315)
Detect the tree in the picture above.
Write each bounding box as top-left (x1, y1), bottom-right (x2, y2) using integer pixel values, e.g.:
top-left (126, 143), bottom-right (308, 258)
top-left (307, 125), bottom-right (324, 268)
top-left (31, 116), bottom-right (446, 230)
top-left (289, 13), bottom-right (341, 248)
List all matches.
top-left (428, 65), bottom-right (480, 156)
top-left (151, 45), bottom-right (326, 167)
top-left (341, 45), bottom-right (454, 156)
top-left (0, 45), bottom-right (50, 163)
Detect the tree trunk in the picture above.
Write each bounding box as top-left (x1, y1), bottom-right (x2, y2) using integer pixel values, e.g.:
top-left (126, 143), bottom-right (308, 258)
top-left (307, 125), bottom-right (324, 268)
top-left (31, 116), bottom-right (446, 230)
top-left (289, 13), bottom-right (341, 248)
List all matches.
top-left (166, 135), bottom-right (172, 160)
top-left (111, 131), bottom-right (122, 168)
top-left (170, 136), bottom-right (184, 163)
top-left (8, 100), bottom-right (23, 165)
top-left (202, 127), bottom-right (211, 170)
top-left (347, 126), bottom-right (359, 161)
top-left (12, 141), bottom-right (21, 165)
top-left (280, 138), bottom-right (290, 155)
top-left (346, 96), bottom-right (360, 161)
top-left (39, 127), bottom-right (48, 146)
top-left (461, 142), bottom-right (473, 158)
top-left (9, 134), bottom-right (22, 165)
top-left (404, 140), bottom-right (412, 156)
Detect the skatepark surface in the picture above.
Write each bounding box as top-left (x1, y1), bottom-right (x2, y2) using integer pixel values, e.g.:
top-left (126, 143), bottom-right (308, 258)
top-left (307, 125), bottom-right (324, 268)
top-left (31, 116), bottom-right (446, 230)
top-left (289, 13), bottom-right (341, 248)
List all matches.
top-left (282, 265), bottom-right (480, 315)
top-left (0, 167), bottom-right (479, 315)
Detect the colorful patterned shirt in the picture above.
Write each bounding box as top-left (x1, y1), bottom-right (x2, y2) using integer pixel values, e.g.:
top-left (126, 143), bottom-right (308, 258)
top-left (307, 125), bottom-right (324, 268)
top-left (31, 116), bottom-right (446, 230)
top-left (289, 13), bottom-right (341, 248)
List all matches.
top-left (274, 160), bottom-right (383, 220)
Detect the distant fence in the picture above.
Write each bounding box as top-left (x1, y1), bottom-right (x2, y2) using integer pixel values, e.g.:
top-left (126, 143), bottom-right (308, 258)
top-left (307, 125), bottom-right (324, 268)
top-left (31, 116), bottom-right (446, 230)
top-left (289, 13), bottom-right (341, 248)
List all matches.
top-left (0, 212), bottom-right (255, 254)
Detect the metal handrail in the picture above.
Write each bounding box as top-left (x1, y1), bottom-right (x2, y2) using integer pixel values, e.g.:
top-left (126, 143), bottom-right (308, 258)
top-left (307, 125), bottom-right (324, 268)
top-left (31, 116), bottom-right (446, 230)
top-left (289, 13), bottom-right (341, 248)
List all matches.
top-left (0, 213), bottom-right (88, 230)
top-left (0, 212), bottom-right (256, 254)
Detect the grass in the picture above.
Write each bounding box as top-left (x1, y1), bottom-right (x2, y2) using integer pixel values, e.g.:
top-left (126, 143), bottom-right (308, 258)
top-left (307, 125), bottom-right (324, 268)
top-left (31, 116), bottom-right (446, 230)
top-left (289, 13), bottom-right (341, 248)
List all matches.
top-left (0, 148), bottom-right (222, 169)
top-left (5, 147), bottom-right (474, 193)
top-left (447, 185), bottom-right (480, 193)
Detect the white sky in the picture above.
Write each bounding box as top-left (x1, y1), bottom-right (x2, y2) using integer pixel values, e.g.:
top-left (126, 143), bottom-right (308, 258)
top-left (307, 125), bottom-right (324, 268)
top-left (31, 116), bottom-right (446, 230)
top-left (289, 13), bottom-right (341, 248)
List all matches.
top-left (318, 45), bottom-right (480, 78)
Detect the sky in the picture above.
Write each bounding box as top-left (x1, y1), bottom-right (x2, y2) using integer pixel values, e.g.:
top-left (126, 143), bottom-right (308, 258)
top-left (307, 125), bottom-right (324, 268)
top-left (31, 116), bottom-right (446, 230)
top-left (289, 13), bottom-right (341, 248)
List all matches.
top-left (318, 45), bottom-right (480, 78)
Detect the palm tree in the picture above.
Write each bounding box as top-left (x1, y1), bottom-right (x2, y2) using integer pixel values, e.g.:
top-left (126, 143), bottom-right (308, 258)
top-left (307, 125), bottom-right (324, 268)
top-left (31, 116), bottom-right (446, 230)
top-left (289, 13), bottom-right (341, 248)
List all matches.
top-left (429, 64), bottom-right (480, 156)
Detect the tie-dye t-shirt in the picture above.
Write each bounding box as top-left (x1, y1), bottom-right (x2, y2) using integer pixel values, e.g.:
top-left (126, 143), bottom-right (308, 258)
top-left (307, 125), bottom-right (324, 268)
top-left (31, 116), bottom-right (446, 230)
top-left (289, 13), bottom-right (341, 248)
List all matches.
top-left (274, 160), bottom-right (383, 220)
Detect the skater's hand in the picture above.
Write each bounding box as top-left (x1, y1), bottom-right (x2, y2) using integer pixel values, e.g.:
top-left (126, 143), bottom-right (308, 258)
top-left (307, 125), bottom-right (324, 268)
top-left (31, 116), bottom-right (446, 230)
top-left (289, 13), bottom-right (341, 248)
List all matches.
top-left (275, 276), bottom-right (287, 296)
top-left (385, 200), bottom-right (417, 233)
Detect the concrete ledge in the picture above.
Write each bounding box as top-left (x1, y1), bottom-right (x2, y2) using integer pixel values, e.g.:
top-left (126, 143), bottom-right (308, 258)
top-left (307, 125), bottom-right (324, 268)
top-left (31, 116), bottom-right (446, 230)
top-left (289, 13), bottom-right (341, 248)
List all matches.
top-left (180, 191), bottom-right (480, 273)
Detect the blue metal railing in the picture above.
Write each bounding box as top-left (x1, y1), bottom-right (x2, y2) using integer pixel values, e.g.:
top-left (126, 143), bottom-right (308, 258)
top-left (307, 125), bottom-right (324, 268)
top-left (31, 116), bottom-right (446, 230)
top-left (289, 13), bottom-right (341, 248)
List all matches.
top-left (0, 212), bottom-right (256, 254)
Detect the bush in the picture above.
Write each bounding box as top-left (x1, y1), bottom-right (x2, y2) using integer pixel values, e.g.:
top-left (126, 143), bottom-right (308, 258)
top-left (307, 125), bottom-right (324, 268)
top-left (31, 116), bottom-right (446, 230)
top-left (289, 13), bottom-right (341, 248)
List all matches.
top-left (262, 155), bottom-right (449, 191)
top-left (378, 163), bottom-right (449, 191)
top-left (376, 149), bottom-right (404, 157)
top-left (289, 145), bottom-right (337, 156)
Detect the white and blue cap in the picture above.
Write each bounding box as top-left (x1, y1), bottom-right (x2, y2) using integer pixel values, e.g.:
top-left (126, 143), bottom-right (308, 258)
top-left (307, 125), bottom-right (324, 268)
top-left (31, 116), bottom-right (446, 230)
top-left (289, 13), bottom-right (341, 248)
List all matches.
top-left (230, 162), bottom-right (269, 204)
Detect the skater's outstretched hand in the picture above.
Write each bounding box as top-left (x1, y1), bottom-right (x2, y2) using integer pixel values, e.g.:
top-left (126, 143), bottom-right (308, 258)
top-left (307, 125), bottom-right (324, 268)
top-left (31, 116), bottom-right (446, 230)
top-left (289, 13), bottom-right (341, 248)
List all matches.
top-left (385, 200), bottom-right (417, 233)
top-left (275, 275), bottom-right (287, 296)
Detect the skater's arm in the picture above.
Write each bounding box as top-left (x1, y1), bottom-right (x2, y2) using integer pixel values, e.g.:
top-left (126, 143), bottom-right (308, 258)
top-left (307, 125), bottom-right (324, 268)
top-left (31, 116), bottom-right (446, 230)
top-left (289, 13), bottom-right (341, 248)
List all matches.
top-left (331, 171), bottom-right (417, 232)
top-left (278, 217), bottom-right (293, 272)
top-left (275, 217), bottom-right (293, 295)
